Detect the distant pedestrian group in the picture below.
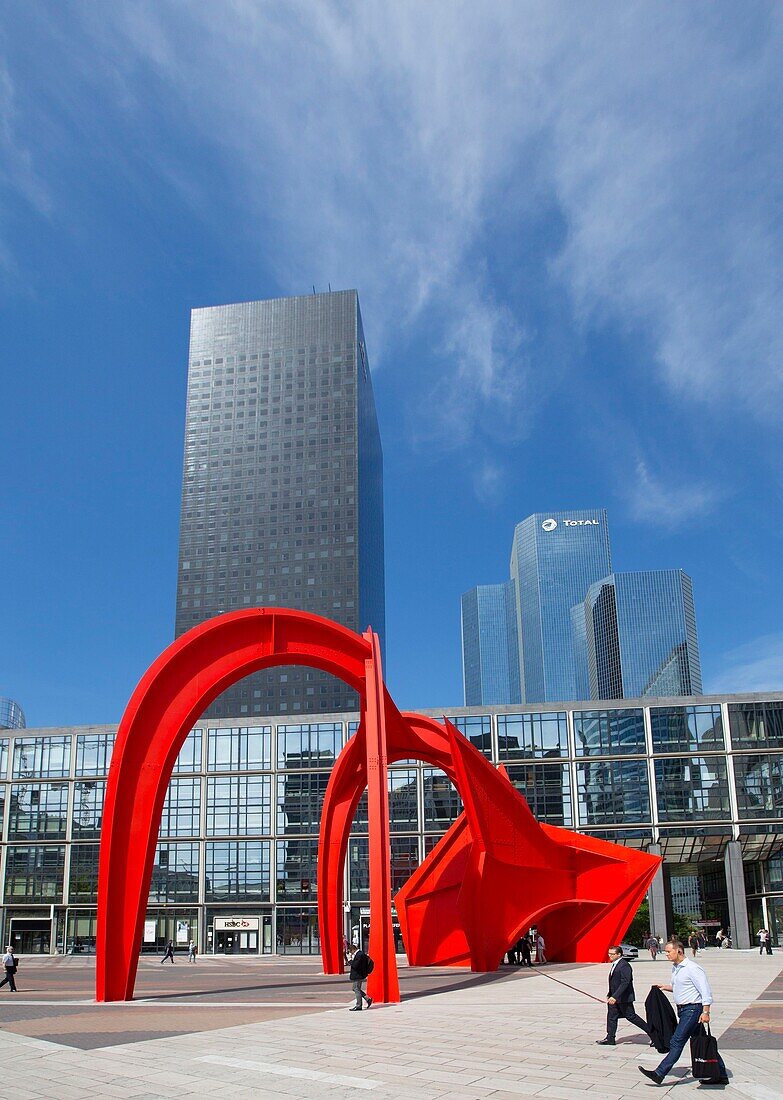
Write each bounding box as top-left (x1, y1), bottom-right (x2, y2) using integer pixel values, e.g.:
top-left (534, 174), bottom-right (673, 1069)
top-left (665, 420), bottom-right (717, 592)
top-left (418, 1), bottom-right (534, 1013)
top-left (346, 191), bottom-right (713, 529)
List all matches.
top-left (757, 928), bottom-right (773, 955)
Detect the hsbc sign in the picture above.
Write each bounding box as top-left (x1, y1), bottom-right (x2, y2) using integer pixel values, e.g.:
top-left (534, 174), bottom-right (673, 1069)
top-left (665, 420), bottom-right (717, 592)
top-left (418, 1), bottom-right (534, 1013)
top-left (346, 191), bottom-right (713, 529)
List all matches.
top-left (541, 518), bottom-right (599, 531)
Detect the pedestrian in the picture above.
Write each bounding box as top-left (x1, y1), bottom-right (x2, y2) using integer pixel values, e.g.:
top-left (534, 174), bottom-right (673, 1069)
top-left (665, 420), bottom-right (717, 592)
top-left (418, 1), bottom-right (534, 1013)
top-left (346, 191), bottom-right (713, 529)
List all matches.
top-left (0, 946), bottom-right (17, 992)
top-left (536, 931), bottom-right (547, 964)
top-left (188, 940), bottom-right (197, 963)
top-left (758, 928), bottom-right (773, 956)
top-left (645, 934), bottom-right (659, 960)
top-left (596, 945), bottom-right (649, 1046)
top-left (715, 928), bottom-right (725, 947)
top-left (638, 938), bottom-right (729, 1086)
top-left (161, 939), bottom-right (175, 964)
top-left (517, 936), bottom-right (532, 968)
top-left (348, 945), bottom-right (373, 1011)
top-left (343, 934), bottom-right (350, 964)
top-left (688, 932), bottom-right (699, 958)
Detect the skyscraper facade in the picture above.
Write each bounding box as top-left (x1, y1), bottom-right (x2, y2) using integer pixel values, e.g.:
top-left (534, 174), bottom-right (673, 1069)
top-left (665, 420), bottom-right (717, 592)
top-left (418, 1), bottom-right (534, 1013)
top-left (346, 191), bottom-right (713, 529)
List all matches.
top-left (583, 570), bottom-right (702, 699)
top-left (509, 511), bottom-right (611, 703)
top-left (175, 291), bottom-right (385, 718)
top-left (461, 582), bottom-right (521, 705)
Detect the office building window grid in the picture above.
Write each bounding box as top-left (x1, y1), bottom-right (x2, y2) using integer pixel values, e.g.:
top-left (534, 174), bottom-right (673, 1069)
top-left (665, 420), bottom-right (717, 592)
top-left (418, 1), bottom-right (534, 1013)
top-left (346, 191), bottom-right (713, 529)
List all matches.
top-left (0, 702), bottom-right (781, 952)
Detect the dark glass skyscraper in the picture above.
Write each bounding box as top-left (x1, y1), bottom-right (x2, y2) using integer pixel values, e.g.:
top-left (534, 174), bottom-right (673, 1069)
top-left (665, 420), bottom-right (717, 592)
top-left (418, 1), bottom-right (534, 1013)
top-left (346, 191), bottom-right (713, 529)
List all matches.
top-left (461, 582), bottom-right (521, 705)
top-left (510, 511), bottom-right (611, 703)
top-left (583, 570), bottom-right (702, 699)
top-left (175, 291), bottom-right (385, 718)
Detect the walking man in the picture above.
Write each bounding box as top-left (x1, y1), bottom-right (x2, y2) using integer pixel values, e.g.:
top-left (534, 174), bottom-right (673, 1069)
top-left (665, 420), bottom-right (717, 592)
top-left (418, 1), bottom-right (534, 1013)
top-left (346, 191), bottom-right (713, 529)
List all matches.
top-left (0, 946), bottom-right (17, 992)
top-left (646, 934), bottom-right (659, 960)
top-left (188, 940), bottom-right (197, 963)
top-left (597, 945), bottom-right (649, 1045)
top-left (639, 938), bottom-right (729, 1086)
top-left (536, 931), bottom-right (547, 964)
top-left (348, 945), bottom-right (373, 1012)
top-left (161, 939), bottom-right (175, 964)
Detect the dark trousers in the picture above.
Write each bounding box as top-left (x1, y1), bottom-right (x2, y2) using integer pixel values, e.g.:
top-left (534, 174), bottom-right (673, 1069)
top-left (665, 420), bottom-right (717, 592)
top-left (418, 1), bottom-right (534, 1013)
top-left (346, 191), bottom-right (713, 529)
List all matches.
top-left (161, 951), bottom-right (174, 963)
top-left (0, 967), bottom-right (17, 992)
top-left (351, 979), bottom-right (371, 1008)
top-left (606, 1000), bottom-right (648, 1040)
top-left (656, 1003), bottom-right (727, 1079)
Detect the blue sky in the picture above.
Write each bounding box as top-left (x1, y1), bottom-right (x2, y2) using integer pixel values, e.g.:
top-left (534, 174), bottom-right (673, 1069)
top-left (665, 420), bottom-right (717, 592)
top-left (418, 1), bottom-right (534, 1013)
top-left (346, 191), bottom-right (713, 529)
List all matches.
top-left (2, 2), bottom-right (783, 727)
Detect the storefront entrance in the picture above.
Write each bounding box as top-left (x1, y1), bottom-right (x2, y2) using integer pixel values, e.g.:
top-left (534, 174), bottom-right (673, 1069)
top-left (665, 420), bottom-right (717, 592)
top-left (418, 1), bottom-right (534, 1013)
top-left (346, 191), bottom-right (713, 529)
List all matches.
top-left (211, 915), bottom-right (272, 954)
top-left (9, 918), bottom-right (51, 954)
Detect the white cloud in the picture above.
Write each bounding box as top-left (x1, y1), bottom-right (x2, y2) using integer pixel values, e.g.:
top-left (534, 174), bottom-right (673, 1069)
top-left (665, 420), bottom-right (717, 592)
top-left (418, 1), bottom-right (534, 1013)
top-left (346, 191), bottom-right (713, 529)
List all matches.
top-left (707, 633), bottom-right (783, 694)
top-left (624, 459), bottom-right (722, 528)
top-left (10, 2), bottom-right (783, 436)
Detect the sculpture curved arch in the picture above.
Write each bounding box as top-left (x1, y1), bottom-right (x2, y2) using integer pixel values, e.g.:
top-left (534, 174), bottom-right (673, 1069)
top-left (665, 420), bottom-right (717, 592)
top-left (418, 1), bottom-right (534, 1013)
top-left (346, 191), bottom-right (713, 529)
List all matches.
top-left (97, 608), bottom-right (373, 1001)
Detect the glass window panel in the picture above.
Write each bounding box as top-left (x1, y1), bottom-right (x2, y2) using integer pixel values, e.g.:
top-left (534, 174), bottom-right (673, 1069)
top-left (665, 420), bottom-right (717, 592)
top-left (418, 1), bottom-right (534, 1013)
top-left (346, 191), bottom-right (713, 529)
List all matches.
top-left (159, 778), bottom-right (201, 837)
top-left (350, 789), bottom-right (368, 834)
top-left (276, 839), bottom-right (318, 901)
top-left (149, 842), bottom-right (200, 903)
top-left (276, 908), bottom-right (320, 954)
top-left (206, 775), bottom-right (271, 835)
top-left (204, 840), bottom-right (270, 901)
top-left (577, 759), bottom-right (650, 825)
top-left (4, 845), bottom-right (65, 901)
top-left (69, 843), bottom-right (100, 902)
top-left (0, 738), bottom-right (8, 779)
top-left (173, 729), bottom-right (203, 773)
top-left (0, 784), bottom-right (4, 839)
top-left (349, 837), bottom-right (369, 901)
top-left (573, 709), bottom-right (645, 756)
top-left (207, 726), bottom-right (270, 771)
top-left (733, 753), bottom-right (783, 819)
top-left (729, 701), bottom-right (783, 750)
top-left (12, 736), bottom-right (71, 779)
top-left (8, 782), bottom-right (69, 839)
top-left (75, 732), bottom-right (115, 776)
top-left (446, 715), bottom-right (493, 758)
top-left (389, 769), bottom-right (419, 832)
top-left (277, 723), bottom-right (341, 768)
top-left (391, 836), bottom-right (419, 895)
top-left (654, 757), bottom-right (731, 821)
top-left (276, 771), bottom-right (329, 834)
top-left (422, 769), bottom-right (462, 830)
top-left (507, 763), bottom-right (573, 826)
top-left (71, 780), bottom-right (105, 839)
top-left (650, 705), bottom-right (725, 753)
top-left (497, 713), bottom-right (568, 760)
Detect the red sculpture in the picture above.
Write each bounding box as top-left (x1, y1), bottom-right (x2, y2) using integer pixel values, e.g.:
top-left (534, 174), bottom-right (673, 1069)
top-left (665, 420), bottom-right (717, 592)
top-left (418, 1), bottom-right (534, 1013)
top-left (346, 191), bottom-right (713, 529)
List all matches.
top-left (96, 608), bottom-right (660, 1004)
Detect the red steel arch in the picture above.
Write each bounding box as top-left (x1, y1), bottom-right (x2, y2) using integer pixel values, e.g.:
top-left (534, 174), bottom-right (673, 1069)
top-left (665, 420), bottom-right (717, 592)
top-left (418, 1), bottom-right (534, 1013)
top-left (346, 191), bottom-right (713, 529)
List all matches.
top-left (96, 608), bottom-right (379, 1001)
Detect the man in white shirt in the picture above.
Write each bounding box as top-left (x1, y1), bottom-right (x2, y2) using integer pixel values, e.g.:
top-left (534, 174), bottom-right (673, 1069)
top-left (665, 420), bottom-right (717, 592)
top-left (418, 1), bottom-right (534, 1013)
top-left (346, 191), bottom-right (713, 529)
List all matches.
top-left (639, 939), bottom-right (728, 1085)
top-left (0, 946), bottom-right (17, 993)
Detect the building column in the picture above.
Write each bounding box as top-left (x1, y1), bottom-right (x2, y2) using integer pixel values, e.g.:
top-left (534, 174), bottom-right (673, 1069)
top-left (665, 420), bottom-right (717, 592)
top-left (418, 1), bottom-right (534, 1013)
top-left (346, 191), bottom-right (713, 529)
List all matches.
top-left (724, 841), bottom-right (751, 950)
top-left (647, 844), bottom-right (668, 940)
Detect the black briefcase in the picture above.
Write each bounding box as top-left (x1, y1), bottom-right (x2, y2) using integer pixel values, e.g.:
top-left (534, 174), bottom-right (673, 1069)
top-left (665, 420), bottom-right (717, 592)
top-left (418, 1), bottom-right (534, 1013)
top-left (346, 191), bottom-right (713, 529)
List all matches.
top-left (690, 1023), bottom-right (723, 1083)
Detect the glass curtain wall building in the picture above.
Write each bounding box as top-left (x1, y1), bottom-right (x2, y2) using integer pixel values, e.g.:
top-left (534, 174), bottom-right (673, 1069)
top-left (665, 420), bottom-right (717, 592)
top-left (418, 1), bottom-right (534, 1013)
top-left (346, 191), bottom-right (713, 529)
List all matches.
top-left (583, 570), bottom-right (702, 699)
top-left (461, 582), bottom-right (521, 705)
top-left (1, 693), bottom-right (781, 955)
top-left (0, 697), bottom-right (25, 730)
top-left (175, 291), bottom-right (385, 718)
top-left (510, 511), bottom-right (611, 702)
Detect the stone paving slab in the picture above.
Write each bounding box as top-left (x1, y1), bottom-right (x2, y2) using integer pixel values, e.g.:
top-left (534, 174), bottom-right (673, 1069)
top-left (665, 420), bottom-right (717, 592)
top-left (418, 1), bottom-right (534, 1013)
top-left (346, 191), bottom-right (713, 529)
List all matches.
top-left (0, 951), bottom-right (781, 1097)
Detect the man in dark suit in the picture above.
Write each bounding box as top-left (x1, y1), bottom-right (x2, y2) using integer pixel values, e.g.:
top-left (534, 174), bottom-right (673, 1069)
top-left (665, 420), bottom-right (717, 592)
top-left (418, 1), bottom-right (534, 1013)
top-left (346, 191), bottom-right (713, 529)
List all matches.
top-left (596, 945), bottom-right (650, 1045)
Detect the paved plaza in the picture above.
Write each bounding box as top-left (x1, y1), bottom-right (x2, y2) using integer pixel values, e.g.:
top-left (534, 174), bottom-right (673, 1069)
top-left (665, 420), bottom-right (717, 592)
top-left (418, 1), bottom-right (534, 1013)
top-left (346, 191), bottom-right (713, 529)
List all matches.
top-left (0, 950), bottom-right (781, 1099)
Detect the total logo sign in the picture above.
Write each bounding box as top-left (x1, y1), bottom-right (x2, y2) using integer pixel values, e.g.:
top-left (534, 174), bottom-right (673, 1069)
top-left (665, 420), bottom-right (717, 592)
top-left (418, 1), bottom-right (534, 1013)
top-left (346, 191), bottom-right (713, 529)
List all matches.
top-left (541, 517), bottom-right (599, 531)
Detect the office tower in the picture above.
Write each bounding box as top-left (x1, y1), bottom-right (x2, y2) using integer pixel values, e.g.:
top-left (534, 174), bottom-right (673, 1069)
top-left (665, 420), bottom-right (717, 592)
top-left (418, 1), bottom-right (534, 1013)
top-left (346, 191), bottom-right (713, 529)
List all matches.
top-left (461, 582), bottom-right (521, 705)
top-left (0, 696), bottom-right (25, 730)
top-left (510, 511), bottom-right (611, 703)
top-left (175, 290), bottom-right (385, 717)
top-left (583, 570), bottom-right (702, 699)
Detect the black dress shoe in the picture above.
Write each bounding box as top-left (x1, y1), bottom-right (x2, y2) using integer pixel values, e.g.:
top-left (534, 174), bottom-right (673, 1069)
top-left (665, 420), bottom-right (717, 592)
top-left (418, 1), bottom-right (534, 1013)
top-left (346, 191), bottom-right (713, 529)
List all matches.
top-left (348, 1006), bottom-right (362, 1011)
top-left (638, 1067), bottom-right (664, 1084)
top-left (596, 1038), bottom-right (616, 1045)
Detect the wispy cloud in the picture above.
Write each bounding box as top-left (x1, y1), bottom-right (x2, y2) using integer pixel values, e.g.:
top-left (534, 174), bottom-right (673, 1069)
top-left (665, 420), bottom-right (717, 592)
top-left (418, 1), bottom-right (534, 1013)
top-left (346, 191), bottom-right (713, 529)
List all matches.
top-left (8, 2), bottom-right (783, 441)
top-left (0, 60), bottom-right (49, 275)
top-left (624, 459), bottom-right (723, 528)
top-left (707, 633), bottom-right (783, 694)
